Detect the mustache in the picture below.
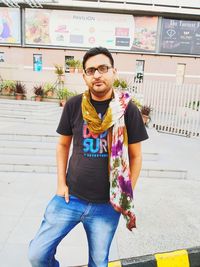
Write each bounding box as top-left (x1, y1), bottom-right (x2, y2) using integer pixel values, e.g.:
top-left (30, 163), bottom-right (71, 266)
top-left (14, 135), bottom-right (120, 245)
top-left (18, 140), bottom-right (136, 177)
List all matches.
top-left (92, 79), bottom-right (103, 83)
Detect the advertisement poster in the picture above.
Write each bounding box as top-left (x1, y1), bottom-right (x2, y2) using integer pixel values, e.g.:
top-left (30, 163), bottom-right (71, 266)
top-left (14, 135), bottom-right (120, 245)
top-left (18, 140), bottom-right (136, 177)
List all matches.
top-left (33, 54), bottom-right (42, 72)
top-left (160, 18), bottom-right (200, 55)
top-left (131, 16), bottom-right (158, 52)
top-left (25, 9), bottom-right (135, 50)
top-left (0, 8), bottom-right (21, 44)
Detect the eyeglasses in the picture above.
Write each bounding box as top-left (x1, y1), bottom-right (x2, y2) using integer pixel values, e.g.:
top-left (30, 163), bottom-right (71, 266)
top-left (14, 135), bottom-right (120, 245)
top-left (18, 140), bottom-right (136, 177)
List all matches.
top-left (84, 65), bottom-right (112, 76)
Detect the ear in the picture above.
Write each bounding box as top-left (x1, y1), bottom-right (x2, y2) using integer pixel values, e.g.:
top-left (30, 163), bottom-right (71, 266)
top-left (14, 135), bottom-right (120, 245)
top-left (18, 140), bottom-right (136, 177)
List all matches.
top-left (82, 72), bottom-right (86, 81)
top-left (113, 67), bottom-right (118, 79)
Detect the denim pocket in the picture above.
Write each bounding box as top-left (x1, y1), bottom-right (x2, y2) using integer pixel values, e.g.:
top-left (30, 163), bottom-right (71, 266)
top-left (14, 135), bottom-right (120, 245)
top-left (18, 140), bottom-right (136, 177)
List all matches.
top-left (69, 194), bottom-right (80, 200)
top-left (55, 194), bottom-right (65, 198)
top-left (45, 195), bottom-right (69, 216)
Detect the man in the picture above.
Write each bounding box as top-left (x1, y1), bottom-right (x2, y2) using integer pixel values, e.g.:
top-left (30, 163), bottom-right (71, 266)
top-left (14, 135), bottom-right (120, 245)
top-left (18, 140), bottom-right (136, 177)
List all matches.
top-left (28, 47), bottom-right (148, 267)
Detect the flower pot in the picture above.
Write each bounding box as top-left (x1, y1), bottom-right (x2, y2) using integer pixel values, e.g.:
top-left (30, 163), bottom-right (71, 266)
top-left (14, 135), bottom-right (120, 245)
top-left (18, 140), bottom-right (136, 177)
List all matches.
top-left (142, 115), bottom-right (150, 125)
top-left (58, 75), bottom-right (65, 82)
top-left (15, 94), bottom-right (24, 100)
top-left (46, 91), bottom-right (54, 97)
top-left (69, 67), bottom-right (75, 73)
top-left (35, 96), bottom-right (42, 102)
top-left (2, 87), bottom-right (13, 95)
top-left (60, 100), bottom-right (66, 107)
top-left (78, 68), bottom-right (83, 73)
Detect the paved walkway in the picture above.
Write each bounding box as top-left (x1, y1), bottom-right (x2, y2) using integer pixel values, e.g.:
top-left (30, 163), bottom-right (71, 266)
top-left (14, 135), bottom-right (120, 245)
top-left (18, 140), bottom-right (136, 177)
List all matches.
top-left (0, 99), bottom-right (200, 267)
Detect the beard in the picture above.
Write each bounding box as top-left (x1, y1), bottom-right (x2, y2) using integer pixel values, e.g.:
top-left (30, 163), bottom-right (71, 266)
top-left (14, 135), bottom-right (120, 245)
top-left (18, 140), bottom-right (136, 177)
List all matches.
top-left (89, 81), bottom-right (113, 98)
top-left (89, 86), bottom-right (113, 99)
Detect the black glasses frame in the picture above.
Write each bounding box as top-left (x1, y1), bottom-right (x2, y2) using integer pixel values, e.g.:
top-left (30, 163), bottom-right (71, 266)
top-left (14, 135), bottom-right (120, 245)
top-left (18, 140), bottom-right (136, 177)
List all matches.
top-left (84, 65), bottom-right (112, 76)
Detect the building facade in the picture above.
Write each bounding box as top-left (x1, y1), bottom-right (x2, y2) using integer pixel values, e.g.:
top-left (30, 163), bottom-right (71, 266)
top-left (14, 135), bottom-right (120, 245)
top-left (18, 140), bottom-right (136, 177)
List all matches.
top-left (0, 0), bottom-right (200, 95)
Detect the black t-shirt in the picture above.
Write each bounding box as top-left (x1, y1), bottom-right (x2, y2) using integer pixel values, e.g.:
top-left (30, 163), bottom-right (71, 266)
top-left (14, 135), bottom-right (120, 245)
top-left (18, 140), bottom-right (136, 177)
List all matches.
top-left (56, 94), bottom-right (148, 203)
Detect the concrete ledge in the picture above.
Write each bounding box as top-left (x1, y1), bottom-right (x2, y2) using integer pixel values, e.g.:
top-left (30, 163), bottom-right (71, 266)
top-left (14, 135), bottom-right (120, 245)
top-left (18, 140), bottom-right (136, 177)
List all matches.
top-left (188, 247), bottom-right (200, 267)
top-left (117, 247), bottom-right (200, 267)
top-left (121, 255), bottom-right (156, 266)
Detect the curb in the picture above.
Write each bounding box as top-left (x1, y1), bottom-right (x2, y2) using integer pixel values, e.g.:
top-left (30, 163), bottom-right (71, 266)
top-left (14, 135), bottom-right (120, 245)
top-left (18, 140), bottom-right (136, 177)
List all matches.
top-left (112, 246), bottom-right (200, 267)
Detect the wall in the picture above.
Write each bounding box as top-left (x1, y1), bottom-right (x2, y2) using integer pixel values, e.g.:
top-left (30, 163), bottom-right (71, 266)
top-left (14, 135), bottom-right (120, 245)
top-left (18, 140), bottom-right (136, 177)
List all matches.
top-left (0, 46), bottom-right (200, 97)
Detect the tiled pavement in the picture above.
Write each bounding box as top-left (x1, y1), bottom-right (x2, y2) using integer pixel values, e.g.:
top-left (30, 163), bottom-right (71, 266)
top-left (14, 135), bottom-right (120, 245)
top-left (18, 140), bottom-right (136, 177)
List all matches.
top-left (0, 99), bottom-right (200, 267)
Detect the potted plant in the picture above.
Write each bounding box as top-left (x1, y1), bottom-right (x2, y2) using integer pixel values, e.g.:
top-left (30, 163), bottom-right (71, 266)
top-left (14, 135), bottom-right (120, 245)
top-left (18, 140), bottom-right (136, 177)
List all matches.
top-left (76, 60), bottom-right (83, 73)
top-left (57, 87), bottom-right (76, 106)
top-left (14, 81), bottom-right (26, 100)
top-left (141, 105), bottom-right (152, 126)
top-left (54, 64), bottom-right (65, 82)
top-left (43, 83), bottom-right (55, 98)
top-left (0, 80), bottom-right (16, 95)
top-left (0, 81), bottom-right (3, 95)
top-left (113, 78), bottom-right (128, 90)
top-left (34, 85), bottom-right (44, 101)
top-left (65, 58), bottom-right (77, 73)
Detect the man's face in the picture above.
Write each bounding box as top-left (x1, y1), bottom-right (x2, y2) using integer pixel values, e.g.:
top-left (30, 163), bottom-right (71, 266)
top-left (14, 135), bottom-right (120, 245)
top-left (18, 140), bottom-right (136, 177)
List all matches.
top-left (83, 54), bottom-right (116, 100)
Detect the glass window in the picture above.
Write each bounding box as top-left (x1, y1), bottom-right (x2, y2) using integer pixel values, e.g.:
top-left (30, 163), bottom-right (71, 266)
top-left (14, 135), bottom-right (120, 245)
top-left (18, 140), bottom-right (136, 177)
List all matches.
top-left (134, 60), bottom-right (145, 83)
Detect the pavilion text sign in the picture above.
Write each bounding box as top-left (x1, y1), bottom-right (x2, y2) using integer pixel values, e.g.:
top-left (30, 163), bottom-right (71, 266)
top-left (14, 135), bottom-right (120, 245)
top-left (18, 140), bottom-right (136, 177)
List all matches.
top-left (25, 9), bottom-right (158, 52)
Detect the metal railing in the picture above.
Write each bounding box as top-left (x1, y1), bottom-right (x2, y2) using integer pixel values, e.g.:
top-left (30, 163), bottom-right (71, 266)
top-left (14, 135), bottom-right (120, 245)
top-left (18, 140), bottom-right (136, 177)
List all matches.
top-left (124, 78), bottom-right (200, 137)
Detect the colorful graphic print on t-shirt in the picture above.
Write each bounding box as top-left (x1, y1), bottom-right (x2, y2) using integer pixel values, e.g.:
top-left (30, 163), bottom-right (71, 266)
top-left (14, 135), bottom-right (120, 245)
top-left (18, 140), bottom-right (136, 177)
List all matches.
top-left (82, 119), bottom-right (108, 158)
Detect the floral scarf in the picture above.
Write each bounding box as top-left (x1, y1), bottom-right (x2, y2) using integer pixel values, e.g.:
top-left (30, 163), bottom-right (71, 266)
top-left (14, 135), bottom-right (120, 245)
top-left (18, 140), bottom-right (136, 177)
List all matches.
top-left (82, 90), bottom-right (136, 230)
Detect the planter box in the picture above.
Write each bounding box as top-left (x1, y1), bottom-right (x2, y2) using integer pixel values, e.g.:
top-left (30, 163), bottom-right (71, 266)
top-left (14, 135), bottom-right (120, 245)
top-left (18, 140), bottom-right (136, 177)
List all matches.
top-left (43, 97), bottom-right (60, 104)
top-left (0, 94), bottom-right (15, 100)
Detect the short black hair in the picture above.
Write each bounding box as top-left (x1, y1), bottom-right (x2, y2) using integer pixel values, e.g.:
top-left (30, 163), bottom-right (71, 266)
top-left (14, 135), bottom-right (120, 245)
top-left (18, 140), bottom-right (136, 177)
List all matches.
top-left (82, 47), bottom-right (114, 70)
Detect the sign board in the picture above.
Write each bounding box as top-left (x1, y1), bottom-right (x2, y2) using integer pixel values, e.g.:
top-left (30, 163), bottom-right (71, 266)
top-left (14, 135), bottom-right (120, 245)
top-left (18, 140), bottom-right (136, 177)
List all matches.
top-left (25, 9), bottom-right (134, 50)
top-left (160, 18), bottom-right (200, 55)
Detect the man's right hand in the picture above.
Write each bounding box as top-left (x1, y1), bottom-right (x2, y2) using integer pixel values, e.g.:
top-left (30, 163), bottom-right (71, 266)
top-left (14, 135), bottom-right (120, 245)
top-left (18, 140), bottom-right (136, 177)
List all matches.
top-left (56, 184), bottom-right (69, 203)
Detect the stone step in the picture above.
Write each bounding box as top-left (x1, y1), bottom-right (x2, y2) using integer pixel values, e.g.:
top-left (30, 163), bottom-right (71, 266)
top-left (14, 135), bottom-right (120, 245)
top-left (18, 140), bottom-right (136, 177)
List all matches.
top-left (0, 113), bottom-right (61, 122)
top-left (0, 154), bottom-right (57, 173)
top-left (0, 154), bottom-right (186, 178)
top-left (0, 123), bottom-right (56, 133)
top-left (140, 168), bottom-right (187, 179)
top-left (0, 140), bottom-right (56, 156)
top-left (0, 108), bottom-right (62, 116)
top-left (143, 152), bottom-right (158, 161)
top-left (0, 102), bottom-right (61, 110)
top-left (0, 100), bottom-right (62, 124)
top-left (0, 148), bottom-right (158, 161)
top-left (0, 140), bottom-right (56, 148)
top-left (0, 116), bottom-right (59, 125)
top-left (142, 161), bottom-right (187, 179)
top-left (0, 99), bottom-right (60, 108)
top-left (0, 107), bottom-right (61, 121)
top-left (0, 133), bottom-right (58, 142)
top-left (0, 140), bottom-right (157, 160)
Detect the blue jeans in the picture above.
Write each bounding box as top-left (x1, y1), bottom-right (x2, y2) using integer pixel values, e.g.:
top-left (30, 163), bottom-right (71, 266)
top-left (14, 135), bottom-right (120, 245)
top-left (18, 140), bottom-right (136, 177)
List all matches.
top-left (28, 194), bottom-right (121, 267)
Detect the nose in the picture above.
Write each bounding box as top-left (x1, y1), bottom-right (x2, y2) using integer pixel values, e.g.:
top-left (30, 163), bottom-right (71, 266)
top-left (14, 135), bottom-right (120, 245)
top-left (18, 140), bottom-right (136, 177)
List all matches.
top-left (93, 69), bottom-right (101, 78)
